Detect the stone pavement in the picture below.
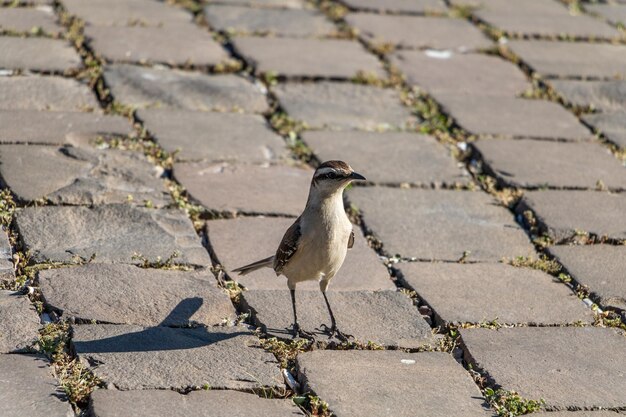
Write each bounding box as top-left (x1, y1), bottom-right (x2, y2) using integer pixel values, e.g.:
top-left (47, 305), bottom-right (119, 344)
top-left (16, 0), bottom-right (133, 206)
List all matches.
top-left (0, 0), bottom-right (625, 416)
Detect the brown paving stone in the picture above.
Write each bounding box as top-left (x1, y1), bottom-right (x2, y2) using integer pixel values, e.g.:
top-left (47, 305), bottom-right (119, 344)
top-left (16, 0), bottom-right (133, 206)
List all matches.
top-left (585, 3), bottom-right (626, 26)
top-left (460, 327), bottom-right (626, 409)
top-left (550, 80), bottom-right (626, 112)
top-left (516, 190), bottom-right (626, 242)
top-left (174, 162), bottom-right (311, 216)
top-left (347, 14), bottom-right (492, 51)
top-left (63, 0), bottom-right (192, 26)
top-left (0, 76), bottom-right (99, 111)
top-left (0, 230), bottom-right (13, 282)
top-left (104, 64), bottom-right (267, 112)
top-left (233, 37), bottom-right (385, 79)
top-left (73, 324), bottom-right (282, 390)
top-left (583, 111), bottom-right (626, 148)
top-left (274, 82), bottom-right (415, 130)
top-left (0, 291), bottom-right (40, 353)
top-left (341, 0), bottom-right (447, 13)
top-left (302, 130), bottom-right (470, 186)
top-left (206, 217), bottom-right (394, 291)
top-left (137, 109), bottom-right (287, 163)
top-left (473, 139), bottom-right (626, 190)
top-left (297, 350), bottom-right (495, 417)
top-left (348, 187), bottom-right (535, 261)
top-left (0, 7), bottom-right (61, 35)
top-left (0, 37), bottom-right (81, 72)
top-left (397, 262), bottom-right (592, 325)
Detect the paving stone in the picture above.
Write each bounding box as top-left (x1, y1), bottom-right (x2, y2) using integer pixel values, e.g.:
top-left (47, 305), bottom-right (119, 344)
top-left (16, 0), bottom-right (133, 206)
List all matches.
top-left (63, 0), bottom-right (192, 26)
top-left (297, 350), bottom-right (494, 417)
top-left (437, 95), bottom-right (592, 140)
top-left (473, 139), bottom-right (626, 190)
top-left (1, 0), bottom-right (52, 4)
top-left (0, 7), bottom-right (61, 35)
top-left (460, 327), bottom-right (626, 409)
top-left (548, 245), bottom-right (626, 312)
top-left (174, 162), bottom-right (311, 216)
top-left (0, 291), bottom-right (40, 353)
top-left (233, 37), bottom-right (385, 79)
top-left (204, 5), bottom-right (335, 37)
top-left (347, 14), bottom-right (492, 51)
top-left (104, 64), bottom-right (267, 112)
top-left (341, 0), bottom-right (447, 13)
top-left (39, 264), bottom-right (236, 326)
top-left (550, 80), bottom-right (626, 112)
top-left (0, 145), bottom-right (171, 206)
top-left (348, 188), bottom-right (535, 261)
top-left (86, 25), bottom-right (229, 66)
top-left (0, 230), bottom-right (13, 282)
top-left (0, 354), bottom-right (73, 417)
top-left (516, 191), bottom-right (626, 242)
top-left (583, 111), bottom-right (626, 148)
top-left (73, 324), bottom-right (282, 390)
top-left (391, 50), bottom-right (530, 97)
top-left (0, 37), bottom-right (82, 73)
top-left (507, 40), bottom-right (626, 79)
top-left (137, 109), bottom-right (287, 162)
top-left (397, 262), bottom-right (592, 325)
top-left (274, 82), bottom-right (415, 130)
top-left (210, 0), bottom-right (305, 7)
top-left (0, 110), bottom-right (131, 145)
top-left (15, 205), bottom-right (211, 266)
top-left (585, 3), bottom-right (626, 26)
top-left (302, 130), bottom-right (470, 186)
top-left (533, 412), bottom-right (626, 417)
top-left (0, 76), bottom-right (99, 111)
top-left (89, 389), bottom-right (306, 417)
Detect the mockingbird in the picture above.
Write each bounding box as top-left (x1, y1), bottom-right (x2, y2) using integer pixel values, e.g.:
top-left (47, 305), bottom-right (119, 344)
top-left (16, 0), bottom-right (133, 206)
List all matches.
top-left (233, 160), bottom-right (366, 340)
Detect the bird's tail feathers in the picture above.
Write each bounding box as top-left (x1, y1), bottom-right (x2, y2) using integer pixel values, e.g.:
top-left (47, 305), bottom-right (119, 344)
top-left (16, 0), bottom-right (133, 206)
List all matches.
top-left (232, 256), bottom-right (274, 275)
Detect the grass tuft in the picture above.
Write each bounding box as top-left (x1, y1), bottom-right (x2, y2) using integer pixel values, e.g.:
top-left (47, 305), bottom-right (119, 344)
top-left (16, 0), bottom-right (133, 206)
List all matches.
top-left (484, 388), bottom-right (544, 416)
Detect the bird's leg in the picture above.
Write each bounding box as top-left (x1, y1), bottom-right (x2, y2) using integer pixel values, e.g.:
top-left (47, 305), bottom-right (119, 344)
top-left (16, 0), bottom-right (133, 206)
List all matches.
top-left (321, 290), bottom-right (352, 342)
top-left (290, 288), bottom-right (314, 340)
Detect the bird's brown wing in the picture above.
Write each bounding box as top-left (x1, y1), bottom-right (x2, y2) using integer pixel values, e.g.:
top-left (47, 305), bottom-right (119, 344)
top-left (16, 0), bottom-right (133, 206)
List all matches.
top-left (348, 229), bottom-right (355, 249)
top-left (273, 217), bottom-right (301, 275)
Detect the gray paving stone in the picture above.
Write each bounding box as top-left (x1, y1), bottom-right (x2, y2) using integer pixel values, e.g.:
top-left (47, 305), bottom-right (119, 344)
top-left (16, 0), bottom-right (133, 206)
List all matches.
top-left (0, 291), bottom-right (40, 353)
top-left (302, 130), bottom-right (470, 186)
top-left (533, 412), bottom-right (626, 417)
top-left (39, 264), bottom-right (236, 326)
top-left (137, 109), bottom-right (287, 162)
top-left (347, 14), bottom-right (492, 51)
top-left (89, 389), bottom-right (306, 417)
top-left (297, 350), bottom-right (494, 417)
top-left (507, 40), bottom-right (626, 79)
top-left (473, 139), bottom-right (626, 190)
top-left (548, 245), bottom-right (626, 312)
top-left (174, 162), bottom-right (311, 216)
top-left (73, 324), bottom-right (282, 390)
top-left (104, 64), bottom-right (267, 112)
top-left (63, 0), bottom-right (192, 27)
top-left (585, 3), bottom-right (626, 26)
top-left (0, 7), bottom-right (61, 35)
top-left (15, 205), bottom-right (211, 266)
top-left (0, 230), bottom-right (13, 282)
top-left (517, 190), bottom-right (626, 241)
top-left (0, 76), bottom-right (99, 111)
top-left (0, 145), bottom-right (171, 206)
top-left (583, 111), bottom-right (626, 148)
top-left (1, 0), bottom-right (52, 4)
top-left (341, 0), bottom-right (447, 13)
top-left (397, 262), bottom-right (592, 325)
top-left (274, 82), bottom-right (416, 130)
top-left (0, 354), bottom-right (73, 417)
top-left (460, 327), bottom-right (626, 409)
top-left (233, 37), bottom-right (385, 79)
top-left (0, 37), bottom-right (82, 73)
top-left (204, 5), bottom-right (335, 37)
top-left (348, 187), bottom-right (535, 261)
top-left (391, 50), bottom-right (530, 97)
top-left (210, 0), bottom-right (305, 7)
top-left (437, 95), bottom-right (592, 140)
top-left (550, 80), bottom-right (626, 112)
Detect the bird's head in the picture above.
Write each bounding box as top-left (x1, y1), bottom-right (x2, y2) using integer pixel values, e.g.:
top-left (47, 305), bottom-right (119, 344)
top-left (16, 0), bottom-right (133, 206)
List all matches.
top-left (310, 160), bottom-right (366, 197)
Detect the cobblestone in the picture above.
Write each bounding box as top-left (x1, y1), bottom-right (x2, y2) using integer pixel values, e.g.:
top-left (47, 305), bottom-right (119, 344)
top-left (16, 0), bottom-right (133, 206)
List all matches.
top-left (550, 80), bottom-right (626, 112)
top-left (0, 7), bottom-right (62, 35)
top-left (0, 76), bottom-right (99, 111)
top-left (0, 291), bottom-right (40, 353)
top-left (585, 3), bottom-right (626, 27)
top-left (0, 230), bottom-right (13, 282)
top-left (583, 111), bottom-right (626, 148)
top-left (214, 0), bottom-right (305, 7)
top-left (0, 37), bottom-right (82, 73)
top-left (341, 0), bottom-right (447, 13)
top-left (63, 0), bottom-right (192, 26)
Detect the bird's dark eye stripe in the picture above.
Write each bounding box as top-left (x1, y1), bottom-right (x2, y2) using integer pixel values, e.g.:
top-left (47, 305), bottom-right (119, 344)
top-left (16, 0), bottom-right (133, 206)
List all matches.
top-left (325, 172), bottom-right (346, 179)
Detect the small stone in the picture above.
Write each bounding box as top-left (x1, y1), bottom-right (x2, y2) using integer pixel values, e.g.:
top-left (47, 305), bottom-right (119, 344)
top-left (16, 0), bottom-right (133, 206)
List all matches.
top-left (0, 8), bottom-right (62, 35)
top-left (550, 80), bottom-right (626, 112)
top-left (63, 0), bottom-right (192, 26)
top-left (583, 111), bottom-right (626, 148)
top-left (0, 230), bottom-right (13, 282)
top-left (341, 0), bottom-right (447, 13)
top-left (0, 37), bottom-right (82, 72)
top-left (0, 76), bottom-right (99, 111)
top-left (0, 291), bottom-right (40, 353)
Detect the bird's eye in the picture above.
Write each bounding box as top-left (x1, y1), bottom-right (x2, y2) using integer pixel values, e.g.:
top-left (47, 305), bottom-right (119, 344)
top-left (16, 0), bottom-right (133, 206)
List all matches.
top-left (326, 172), bottom-right (338, 180)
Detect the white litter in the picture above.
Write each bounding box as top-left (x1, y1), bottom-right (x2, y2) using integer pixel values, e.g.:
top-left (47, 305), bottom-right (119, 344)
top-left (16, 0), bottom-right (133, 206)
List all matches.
top-left (401, 359), bottom-right (416, 365)
top-left (424, 49), bottom-right (453, 59)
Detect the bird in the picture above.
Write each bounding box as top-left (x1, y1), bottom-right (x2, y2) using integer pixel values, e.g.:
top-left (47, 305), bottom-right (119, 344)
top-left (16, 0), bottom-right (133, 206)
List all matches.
top-left (232, 160), bottom-right (366, 340)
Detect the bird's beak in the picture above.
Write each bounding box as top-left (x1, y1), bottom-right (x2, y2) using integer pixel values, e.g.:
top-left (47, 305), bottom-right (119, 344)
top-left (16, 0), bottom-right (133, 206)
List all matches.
top-left (350, 172), bottom-right (366, 181)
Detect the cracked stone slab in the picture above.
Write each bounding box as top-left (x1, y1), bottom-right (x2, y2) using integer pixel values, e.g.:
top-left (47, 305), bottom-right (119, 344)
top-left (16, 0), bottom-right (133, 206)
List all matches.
top-left (274, 82), bottom-right (416, 130)
top-left (233, 37), bottom-right (385, 79)
top-left (0, 145), bottom-right (171, 206)
top-left (550, 80), bottom-right (626, 112)
top-left (63, 0), bottom-right (192, 26)
top-left (437, 95), bottom-right (592, 140)
top-left (0, 7), bottom-right (62, 35)
top-left (348, 188), bottom-right (535, 262)
top-left (15, 205), bottom-right (211, 266)
top-left (585, 3), bottom-right (626, 26)
top-left (0, 76), bottom-right (99, 112)
top-left (104, 64), bottom-right (267, 112)
top-left (397, 262), bottom-right (592, 325)
top-left (583, 111), bottom-right (626, 148)
top-left (174, 162), bottom-right (311, 216)
top-left (460, 327), bottom-right (626, 409)
top-left (516, 191), bottom-right (626, 242)
top-left (302, 130), bottom-right (470, 186)
top-left (473, 139), bottom-right (626, 190)
top-left (243, 289), bottom-right (434, 348)
top-left (39, 264), bottom-right (236, 326)
top-left (137, 109), bottom-right (287, 163)
top-left (0, 354), bottom-right (73, 417)
top-left (347, 14), bottom-right (492, 51)
top-left (0, 37), bottom-right (82, 73)
top-left (0, 230), bottom-right (13, 282)
top-left (297, 350), bottom-right (494, 417)
top-left (0, 291), bottom-right (40, 353)
top-left (89, 389), bottom-right (306, 417)
top-left (73, 324), bottom-right (282, 390)
top-left (206, 216), bottom-right (394, 291)
top-left (204, 5), bottom-right (336, 37)
top-left (548, 245), bottom-right (626, 312)
top-left (341, 0), bottom-right (447, 13)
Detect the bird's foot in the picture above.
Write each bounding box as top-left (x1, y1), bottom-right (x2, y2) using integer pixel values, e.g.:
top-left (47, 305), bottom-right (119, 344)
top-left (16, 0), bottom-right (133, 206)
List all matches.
top-left (292, 323), bottom-right (315, 341)
top-left (320, 324), bottom-right (353, 342)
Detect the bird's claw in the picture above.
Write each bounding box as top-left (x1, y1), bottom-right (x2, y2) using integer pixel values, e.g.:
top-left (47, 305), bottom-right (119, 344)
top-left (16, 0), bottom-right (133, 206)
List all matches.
top-left (320, 324), bottom-right (353, 342)
top-left (292, 324), bottom-right (315, 340)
